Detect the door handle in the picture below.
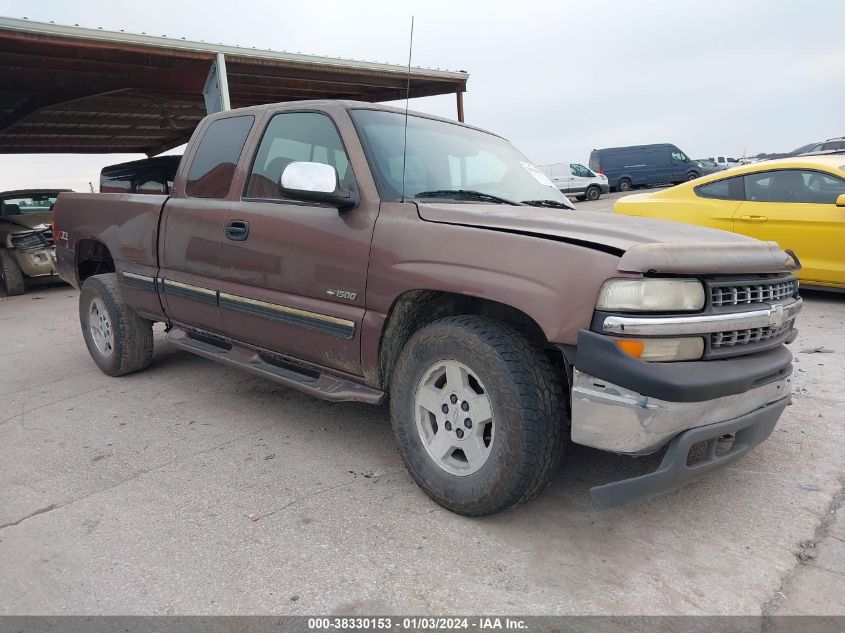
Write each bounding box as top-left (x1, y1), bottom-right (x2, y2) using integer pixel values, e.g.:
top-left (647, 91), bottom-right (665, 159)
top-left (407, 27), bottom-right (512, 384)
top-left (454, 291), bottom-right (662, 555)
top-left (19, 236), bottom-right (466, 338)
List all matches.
top-left (225, 220), bottom-right (249, 240)
top-left (739, 215), bottom-right (768, 223)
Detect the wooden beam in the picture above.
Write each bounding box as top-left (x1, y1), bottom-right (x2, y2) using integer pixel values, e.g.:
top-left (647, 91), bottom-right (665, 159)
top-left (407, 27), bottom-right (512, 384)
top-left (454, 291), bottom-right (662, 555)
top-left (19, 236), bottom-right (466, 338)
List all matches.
top-left (0, 88), bottom-right (128, 133)
top-left (0, 60), bottom-right (211, 132)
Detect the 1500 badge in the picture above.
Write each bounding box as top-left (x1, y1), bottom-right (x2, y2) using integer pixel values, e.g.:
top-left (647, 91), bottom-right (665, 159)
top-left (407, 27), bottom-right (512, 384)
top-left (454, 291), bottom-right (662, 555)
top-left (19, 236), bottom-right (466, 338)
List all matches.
top-left (326, 288), bottom-right (357, 301)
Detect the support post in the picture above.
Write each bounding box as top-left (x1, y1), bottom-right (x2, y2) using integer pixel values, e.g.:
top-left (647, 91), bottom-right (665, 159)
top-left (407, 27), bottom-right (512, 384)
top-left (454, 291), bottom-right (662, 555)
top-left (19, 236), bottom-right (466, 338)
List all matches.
top-left (203, 52), bottom-right (231, 114)
top-left (456, 91), bottom-right (464, 123)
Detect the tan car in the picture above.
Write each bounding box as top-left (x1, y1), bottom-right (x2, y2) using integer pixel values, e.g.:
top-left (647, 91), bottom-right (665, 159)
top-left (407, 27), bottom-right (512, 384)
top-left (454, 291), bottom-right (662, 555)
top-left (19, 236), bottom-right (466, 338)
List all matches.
top-left (0, 189), bottom-right (68, 296)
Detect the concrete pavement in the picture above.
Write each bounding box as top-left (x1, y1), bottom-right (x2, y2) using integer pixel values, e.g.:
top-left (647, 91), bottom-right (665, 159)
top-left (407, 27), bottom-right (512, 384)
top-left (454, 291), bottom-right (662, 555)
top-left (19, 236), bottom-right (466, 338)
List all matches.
top-left (0, 280), bottom-right (843, 615)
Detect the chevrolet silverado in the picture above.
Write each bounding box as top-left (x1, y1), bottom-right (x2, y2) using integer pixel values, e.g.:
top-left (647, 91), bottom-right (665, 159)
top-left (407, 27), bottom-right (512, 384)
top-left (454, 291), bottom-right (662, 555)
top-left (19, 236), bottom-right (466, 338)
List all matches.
top-left (53, 101), bottom-right (802, 515)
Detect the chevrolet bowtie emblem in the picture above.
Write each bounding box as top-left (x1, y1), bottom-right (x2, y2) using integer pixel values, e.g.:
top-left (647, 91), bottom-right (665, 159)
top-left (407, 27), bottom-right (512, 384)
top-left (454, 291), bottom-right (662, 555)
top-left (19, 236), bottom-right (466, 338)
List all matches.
top-left (768, 304), bottom-right (786, 328)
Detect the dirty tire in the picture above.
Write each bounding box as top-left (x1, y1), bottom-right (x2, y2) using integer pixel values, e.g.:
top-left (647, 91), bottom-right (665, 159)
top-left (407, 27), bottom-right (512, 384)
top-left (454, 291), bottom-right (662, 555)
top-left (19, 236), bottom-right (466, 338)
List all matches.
top-left (617, 178), bottom-right (632, 192)
top-left (79, 273), bottom-right (154, 376)
top-left (687, 172), bottom-right (698, 181)
top-left (0, 249), bottom-right (26, 296)
top-left (586, 185), bottom-right (601, 201)
top-left (390, 316), bottom-right (567, 516)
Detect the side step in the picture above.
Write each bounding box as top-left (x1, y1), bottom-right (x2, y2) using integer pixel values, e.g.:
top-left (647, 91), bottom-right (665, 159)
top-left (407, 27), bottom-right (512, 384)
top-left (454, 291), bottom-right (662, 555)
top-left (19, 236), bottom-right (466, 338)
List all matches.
top-left (166, 326), bottom-right (384, 404)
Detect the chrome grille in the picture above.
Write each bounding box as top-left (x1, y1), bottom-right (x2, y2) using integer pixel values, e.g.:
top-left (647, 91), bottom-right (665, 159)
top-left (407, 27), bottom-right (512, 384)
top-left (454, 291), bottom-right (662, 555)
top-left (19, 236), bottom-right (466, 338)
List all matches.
top-left (711, 321), bottom-right (793, 348)
top-left (11, 229), bottom-right (53, 252)
top-left (711, 280), bottom-right (796, 307)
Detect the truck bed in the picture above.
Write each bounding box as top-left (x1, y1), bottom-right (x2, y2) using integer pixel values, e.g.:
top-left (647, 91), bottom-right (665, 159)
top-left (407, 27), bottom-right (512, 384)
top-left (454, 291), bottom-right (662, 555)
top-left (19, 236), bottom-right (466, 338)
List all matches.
top-left (53, 192), bottom-right (168, 320)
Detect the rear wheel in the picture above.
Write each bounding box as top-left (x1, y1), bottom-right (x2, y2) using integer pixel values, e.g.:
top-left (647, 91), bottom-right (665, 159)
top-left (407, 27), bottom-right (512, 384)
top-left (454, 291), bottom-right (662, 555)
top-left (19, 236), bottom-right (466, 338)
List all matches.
top-left (79, 273), bottom-right (154, 376)
top-left (389, 316), bottom-right (567, 516)
top-left (586, 185), bottom-right (601, 201)
top-left (0, 249), bottom-right (25, 296)
top-left (617, 178), bottom-right (632, 192)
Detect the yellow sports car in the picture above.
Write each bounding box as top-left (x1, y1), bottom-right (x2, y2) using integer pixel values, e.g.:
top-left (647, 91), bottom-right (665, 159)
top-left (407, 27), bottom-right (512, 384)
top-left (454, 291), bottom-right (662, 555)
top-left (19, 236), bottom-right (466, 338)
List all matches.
top-left (614, 155), bottom-right (845, 289)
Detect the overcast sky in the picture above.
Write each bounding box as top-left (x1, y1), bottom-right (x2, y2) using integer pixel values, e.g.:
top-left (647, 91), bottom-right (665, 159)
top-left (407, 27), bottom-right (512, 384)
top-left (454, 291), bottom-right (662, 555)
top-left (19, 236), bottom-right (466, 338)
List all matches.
top-left (1, 0), bottom-right (843, 192)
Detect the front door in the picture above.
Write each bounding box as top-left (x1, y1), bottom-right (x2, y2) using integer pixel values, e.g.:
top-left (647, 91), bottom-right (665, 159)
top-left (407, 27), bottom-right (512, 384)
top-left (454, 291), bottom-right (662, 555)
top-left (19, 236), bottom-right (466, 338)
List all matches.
top-left (670, 148), bottom-right (692, 182)
top-left (219, 110), bottom-right (377, 375)
top-left (733, 168), bottom-right (845, 287)
top-left (569, 163), bottom-right (591, 196)
top-left (159, 114), bottom-right (256, 334)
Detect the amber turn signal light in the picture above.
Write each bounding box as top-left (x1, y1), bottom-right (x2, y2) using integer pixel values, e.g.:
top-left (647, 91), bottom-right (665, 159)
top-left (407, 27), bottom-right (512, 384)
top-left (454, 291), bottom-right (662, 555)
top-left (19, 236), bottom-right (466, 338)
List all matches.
top-left (615, 339), bottom-right (645, 359)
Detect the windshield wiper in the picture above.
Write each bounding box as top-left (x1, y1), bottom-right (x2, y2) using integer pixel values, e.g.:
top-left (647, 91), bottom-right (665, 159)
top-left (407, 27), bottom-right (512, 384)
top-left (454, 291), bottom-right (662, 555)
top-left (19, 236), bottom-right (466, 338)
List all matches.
top-left (521, 199), bottom-right (575, 210)
top-left (414, 189), bottom-right (523, 206)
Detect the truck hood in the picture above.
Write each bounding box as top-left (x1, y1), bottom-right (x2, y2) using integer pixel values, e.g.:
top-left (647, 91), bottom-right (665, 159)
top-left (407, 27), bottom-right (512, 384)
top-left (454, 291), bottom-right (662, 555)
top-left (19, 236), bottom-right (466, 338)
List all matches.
top-left (416, 203), bottom-right (798, 275)
top-left (0, 212), bottom-right (51, 231)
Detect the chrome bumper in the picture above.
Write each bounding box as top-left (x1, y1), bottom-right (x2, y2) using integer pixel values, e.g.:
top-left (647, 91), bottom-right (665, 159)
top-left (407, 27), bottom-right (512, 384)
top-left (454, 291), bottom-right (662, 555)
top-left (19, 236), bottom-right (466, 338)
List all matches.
top-left (571, 369), bottom-right (792, 454)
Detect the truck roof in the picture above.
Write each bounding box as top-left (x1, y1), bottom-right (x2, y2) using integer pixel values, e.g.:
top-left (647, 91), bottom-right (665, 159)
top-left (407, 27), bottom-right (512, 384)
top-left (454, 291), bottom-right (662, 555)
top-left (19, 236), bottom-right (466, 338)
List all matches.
top-left (206, 99), bottom-right (504, 140)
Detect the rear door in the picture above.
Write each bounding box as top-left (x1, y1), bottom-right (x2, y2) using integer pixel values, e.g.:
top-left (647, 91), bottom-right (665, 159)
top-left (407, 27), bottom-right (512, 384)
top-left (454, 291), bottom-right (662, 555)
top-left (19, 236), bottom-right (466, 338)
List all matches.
top-left (219, 109), bottom-right (378, 375)
top-left (733, 168), bottom-right (845, 286)
top-left (159, 114), bottom-right (255, 334)
top-left (544, 164), bottom-right (570, 192)
top-left (644, 146), bottom-right (671, 185)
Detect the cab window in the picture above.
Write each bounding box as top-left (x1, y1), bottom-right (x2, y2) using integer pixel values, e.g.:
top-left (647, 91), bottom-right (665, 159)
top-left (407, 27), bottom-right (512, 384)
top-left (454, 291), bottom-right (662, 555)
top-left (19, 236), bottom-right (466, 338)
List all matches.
top-left (100, 179), bottom-right (132, 194)
top-left (671, 151), bottom-right (688, 163)
top-left (245, 112), bottom-right (351, 200)
top-left (744, 170), bottom-right (845, 204)
top-left (185, 115), bottom-right (255, 198)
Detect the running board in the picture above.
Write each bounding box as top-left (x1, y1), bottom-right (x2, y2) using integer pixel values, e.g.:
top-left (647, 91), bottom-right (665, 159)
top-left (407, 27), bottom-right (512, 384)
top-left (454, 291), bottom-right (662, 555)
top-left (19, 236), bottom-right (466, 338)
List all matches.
top-left (166, 327), bottom-right (384, 404)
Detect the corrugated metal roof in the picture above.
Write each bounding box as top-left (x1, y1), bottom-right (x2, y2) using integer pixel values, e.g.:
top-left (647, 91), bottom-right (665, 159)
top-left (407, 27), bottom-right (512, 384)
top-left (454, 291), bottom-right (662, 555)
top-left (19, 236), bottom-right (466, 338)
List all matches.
top-left (0, 16), bottom-right (468, 155)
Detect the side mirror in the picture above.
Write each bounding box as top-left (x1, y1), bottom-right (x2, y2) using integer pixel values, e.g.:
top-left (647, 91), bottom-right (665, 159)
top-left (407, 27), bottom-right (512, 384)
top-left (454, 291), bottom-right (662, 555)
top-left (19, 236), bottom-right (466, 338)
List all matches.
top-left (280, 161), bottom-right (358, 210)
top-left (837, 194), bottom-right (845, 207)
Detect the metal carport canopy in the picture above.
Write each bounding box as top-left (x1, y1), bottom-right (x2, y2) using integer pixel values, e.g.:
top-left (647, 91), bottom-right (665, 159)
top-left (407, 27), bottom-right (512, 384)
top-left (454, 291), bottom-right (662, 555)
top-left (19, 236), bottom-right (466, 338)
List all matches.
top-left (0, 16), bottom-right (469, 156)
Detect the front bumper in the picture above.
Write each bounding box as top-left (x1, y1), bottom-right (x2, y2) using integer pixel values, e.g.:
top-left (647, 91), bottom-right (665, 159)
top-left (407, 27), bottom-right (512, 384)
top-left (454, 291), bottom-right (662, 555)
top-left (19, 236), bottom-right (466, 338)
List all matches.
top-left (599, 183), bottom-right (611, 194)
top-left (13, 247), bottom-right (57, 278)
top-left (589, 398), bottom-right (788, 509)
top-left (570, 329), bottom-right (793, 508)
top-left (571, 369), bottom-right (791, 454)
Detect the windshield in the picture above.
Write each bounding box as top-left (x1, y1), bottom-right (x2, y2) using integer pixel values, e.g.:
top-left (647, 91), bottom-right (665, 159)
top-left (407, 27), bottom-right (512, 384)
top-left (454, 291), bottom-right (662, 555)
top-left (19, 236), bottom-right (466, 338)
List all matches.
top-left (1, 194), bottom-right (59, 215)
top-left (350, 109), bottom-right (570, 205)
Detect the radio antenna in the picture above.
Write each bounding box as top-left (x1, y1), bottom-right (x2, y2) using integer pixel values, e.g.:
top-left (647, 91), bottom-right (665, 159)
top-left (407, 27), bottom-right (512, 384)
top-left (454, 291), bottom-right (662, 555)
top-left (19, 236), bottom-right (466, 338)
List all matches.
top-left (400, 16), bottom-right (415, 203)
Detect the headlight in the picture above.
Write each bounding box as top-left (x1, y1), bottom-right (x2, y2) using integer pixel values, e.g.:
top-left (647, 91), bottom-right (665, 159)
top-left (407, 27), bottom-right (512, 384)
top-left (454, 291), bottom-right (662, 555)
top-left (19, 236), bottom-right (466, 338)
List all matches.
top-left (615, 337), bottom-right (704, 362)
top-left (597, 278), bottom-right (705, 312)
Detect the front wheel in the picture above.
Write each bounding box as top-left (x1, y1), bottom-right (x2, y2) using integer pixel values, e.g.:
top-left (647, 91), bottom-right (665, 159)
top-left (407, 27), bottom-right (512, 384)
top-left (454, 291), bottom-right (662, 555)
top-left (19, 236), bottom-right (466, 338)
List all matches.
top-left (0, 249), bottom-right (26, 296)
top-left (389, 316), bottom-right (567, 516)
top-left (586, 185), bottom-right (601, 201)
top-left (79, 273), bottom-right (154, 376)
top-left (686, 172), bottom-right (698, 182)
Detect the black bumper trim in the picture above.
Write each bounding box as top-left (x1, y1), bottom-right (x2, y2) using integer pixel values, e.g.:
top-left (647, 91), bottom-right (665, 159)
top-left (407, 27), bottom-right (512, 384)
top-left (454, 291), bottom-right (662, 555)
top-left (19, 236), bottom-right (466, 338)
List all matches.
top-left (590, 398), bottom-right (788, 510)
top-left (574, 329), bottom-right (792, 402)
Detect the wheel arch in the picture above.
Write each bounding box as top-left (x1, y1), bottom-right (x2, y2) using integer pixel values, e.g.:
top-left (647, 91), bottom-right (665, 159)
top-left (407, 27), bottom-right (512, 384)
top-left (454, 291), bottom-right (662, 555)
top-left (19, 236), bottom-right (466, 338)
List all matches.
top-left (375, 289), bottom-right (560, 391)
top-left (75, 238), bottom-right (115, 285)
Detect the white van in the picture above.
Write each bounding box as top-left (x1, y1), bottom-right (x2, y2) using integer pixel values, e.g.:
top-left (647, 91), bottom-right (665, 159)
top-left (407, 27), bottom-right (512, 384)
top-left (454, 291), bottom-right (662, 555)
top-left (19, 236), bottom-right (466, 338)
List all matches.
top-left (538, 162), bottom-right (610, 201)
top-left (712, 156), bottom-right (739, 170)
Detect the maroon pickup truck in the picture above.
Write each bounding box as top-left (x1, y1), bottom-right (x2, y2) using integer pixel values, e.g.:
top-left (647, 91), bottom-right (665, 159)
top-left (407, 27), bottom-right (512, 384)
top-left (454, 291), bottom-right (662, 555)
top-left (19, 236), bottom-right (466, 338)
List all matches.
top-left (53, 101), bottom-right (802, 515)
